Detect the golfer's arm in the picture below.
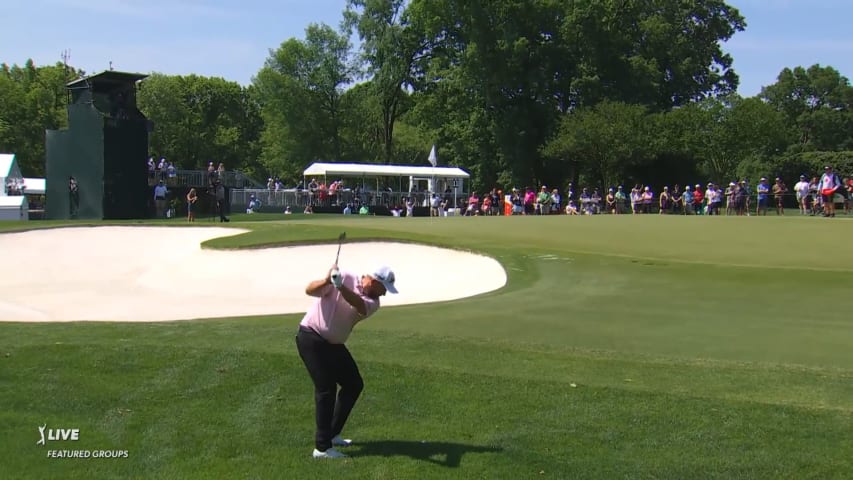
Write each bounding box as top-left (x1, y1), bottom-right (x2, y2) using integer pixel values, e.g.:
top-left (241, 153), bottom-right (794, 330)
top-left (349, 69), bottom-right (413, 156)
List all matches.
top-left (305, 278), bottom-right (331, 297)
top-left (337, 286), bottom-right (367, 316)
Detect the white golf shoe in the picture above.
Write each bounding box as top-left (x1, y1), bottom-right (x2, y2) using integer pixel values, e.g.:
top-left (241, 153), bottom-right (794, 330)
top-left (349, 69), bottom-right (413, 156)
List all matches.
top-left (312, 447), bottom-right (347, 459)
top-left (332, 435), bottom-right (353, 447)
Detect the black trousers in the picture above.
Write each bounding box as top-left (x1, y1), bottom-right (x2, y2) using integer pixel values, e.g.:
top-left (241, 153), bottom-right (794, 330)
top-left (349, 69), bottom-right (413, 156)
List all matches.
top-left (295, 326), bottom-right (364, 451)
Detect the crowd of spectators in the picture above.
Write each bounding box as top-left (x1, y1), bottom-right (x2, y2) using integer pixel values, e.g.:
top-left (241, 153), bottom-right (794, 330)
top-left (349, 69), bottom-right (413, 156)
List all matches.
top-left (147, 157), bottom-right (177, 183)
top-left (4, 177), bottom-right (26, 196)
top-left (455, 167), bottom-right (852, 218)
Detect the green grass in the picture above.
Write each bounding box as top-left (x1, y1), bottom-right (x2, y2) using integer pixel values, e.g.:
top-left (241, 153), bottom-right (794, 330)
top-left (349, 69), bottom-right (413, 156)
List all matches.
top-left (1, 214), bottom-right (852, 479)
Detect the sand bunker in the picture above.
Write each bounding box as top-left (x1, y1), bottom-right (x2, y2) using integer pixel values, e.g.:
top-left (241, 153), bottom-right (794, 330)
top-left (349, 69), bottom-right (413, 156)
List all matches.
top-left (0, 226), bottom-right (507, 322)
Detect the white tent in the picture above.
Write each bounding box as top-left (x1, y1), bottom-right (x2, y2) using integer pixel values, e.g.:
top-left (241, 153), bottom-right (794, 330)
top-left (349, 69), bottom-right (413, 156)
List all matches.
top-left (0, 196), bottom-right (28, 220)
top-left (303, 162), bottom-right (470, 195)
top-left (23, 178), bottom-right (46, 195)
top-left (303, 162), bottom-right (470, 179)
top-left (1, 153), bottom-right (26, 197)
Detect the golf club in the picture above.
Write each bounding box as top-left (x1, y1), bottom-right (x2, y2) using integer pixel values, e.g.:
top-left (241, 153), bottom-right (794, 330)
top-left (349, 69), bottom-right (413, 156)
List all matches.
top-left (335, 232), bottom-right (346, 265)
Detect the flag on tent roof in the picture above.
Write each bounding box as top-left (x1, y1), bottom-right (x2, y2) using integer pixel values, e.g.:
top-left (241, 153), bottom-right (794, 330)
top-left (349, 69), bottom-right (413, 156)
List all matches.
top-left (428, 144), bottom-right (437, 167)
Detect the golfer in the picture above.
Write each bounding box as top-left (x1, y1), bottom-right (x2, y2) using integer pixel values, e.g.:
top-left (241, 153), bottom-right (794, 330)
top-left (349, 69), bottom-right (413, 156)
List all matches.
top-left (296, 264), bottom-right (398, 459)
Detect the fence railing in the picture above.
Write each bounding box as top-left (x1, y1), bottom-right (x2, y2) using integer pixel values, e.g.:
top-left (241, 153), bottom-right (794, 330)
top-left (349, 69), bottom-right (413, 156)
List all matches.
top-left (230, 188), bottom-right (469, 210)
top-left (148, 170), bottom-right (264, 189)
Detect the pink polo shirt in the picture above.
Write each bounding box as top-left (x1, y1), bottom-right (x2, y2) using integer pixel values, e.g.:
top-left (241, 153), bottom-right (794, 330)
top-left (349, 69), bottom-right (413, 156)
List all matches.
top-left (300, 271), bottom-right (380, 344)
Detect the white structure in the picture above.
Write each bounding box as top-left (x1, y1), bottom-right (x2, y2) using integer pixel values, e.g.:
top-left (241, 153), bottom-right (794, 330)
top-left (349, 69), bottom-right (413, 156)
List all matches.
top-left (1, 153), bottom-right (22, 194)
top-left (1, 153), bottom-right (35, 220)
top-left (303, 162), bottom-right (470, 194)
top-left (0, 196), bottom-right (28, 220)
top-left (303, 162), bottom-right (470, 207)
top-left (23, 177), bottom-right (46, 195)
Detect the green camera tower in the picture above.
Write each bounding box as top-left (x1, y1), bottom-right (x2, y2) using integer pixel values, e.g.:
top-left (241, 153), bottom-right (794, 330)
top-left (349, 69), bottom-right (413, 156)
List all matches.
top-left (46, 71), bottom-right (150, 219)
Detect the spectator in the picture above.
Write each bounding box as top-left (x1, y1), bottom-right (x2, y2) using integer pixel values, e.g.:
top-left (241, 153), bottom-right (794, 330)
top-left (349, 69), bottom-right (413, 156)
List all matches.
top-left (615, 186), bottom-right (627, 214)
top-left (510, 188), bottom-right (523, 215)
top-left (772, 177), bottom-right (787, 215)
top-left (756, 178), bottom-right (770, 216)
top-left (248, 194), bottom-right (262, 213)
top-left (207, 162), bottom-right (217, 187)
top-left (68, 176), bottom-right (80, 219)
top-left (659, 187), bottom-right (670, 214)
top-left (158, 157), bottom-right (167, 181)
top-left (536, 186), bottom-right (551, 215)
top-left (565, 200), bottom-right (579, 215)
top-left (523, 188), bottom-right (535, 215)
top-left (793, 175), bottom-right (810, 215)
top-left (641, 186), bottom-right (653, 214)
top-left (606, 188), bottom-right (616, 214)
top-left (430, 194), bottom-right (441, 217)
top-left (214, 180), bottom-right (229, 222)
top-left (405, 197), bottom-right (415, 217)
top-left (304, 204), bottom-right (314, 214)
top-left (591, 189), bottom-right (602, 214)
top-left (734, 182), bottom-right (748, 216)
top-left (808, 176), bottom-right (821, 215)
top-left (167, 162), bottom-right (176, 180)
top-left (153, 180), bottom-right (168, 218)
top-left (550, 188), bottom-right (561, 214)
top-left (284, 206), bottom-right (293, 215)
top-left (466, 192), bottom-right (480, 216)
top-left (492, 189), bottom-right (502, 215)
top-left (692, 184), bottom-right (704, 215)
top-left (343, 204), bottom-right (352, 215)
top-left (358, 205), bottom-right (369, 215)
top-left (481, 194), bottom-right (493, 215)
top-left (186, 188), bottom-right (198, 222)
top-left (724, 182), bottom-right (736, 215)
top-left (580, 188), bottom-right (592, 215)
top-left (630, 186), bottom-right (641, 214)
top-left (818, 165), bottom-right (842, 217)
top-left (147, 157), bottom-right (156, 180)
top-left (682, 186), bottom-right (692, 215)
top-left (671, 185), bottom-right (682, 214)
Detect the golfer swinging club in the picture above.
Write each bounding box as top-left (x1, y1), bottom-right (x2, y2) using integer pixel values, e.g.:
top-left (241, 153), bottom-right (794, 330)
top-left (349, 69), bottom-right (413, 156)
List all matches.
top-left (296, 263), bottom-right (398, 459)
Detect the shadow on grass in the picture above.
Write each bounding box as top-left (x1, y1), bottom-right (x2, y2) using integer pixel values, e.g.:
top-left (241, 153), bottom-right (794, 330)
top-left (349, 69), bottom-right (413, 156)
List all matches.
top-left (352, 440), bottom-right (502, 467)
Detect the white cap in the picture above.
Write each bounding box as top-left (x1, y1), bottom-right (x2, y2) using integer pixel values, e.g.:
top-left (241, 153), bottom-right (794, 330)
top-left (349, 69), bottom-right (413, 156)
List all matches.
top-left (372, 266), bottom-right (398, 294)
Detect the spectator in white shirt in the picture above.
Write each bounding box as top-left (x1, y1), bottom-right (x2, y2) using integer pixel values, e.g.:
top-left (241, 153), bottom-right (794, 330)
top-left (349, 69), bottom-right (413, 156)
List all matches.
top-left (793, 175), bottom-right (810, 215)
top-left (153, 181), bottom-right (168, 218)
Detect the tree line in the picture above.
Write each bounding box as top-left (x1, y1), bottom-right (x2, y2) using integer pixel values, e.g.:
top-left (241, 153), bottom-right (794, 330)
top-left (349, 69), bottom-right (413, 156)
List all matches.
top-left (1, 0), bottom-right (851, 191)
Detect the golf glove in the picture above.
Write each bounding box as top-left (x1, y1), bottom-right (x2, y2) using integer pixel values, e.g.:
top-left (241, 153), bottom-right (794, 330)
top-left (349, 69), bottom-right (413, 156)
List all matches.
top-left (330, 270), bottom-right (343, 289)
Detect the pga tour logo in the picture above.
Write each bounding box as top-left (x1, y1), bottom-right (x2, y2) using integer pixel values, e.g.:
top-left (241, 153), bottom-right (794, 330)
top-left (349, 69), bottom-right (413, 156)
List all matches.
top-left (37, 424), bottom-right (79, 445)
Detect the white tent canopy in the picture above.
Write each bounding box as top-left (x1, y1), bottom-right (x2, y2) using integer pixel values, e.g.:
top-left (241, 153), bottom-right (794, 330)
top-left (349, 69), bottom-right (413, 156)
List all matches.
top-left (303, 162), bottom-right (470, 179)
top-left (303, 162), bottom-right (470, 197)
top-left (23, 178), bottom-right (45, 195)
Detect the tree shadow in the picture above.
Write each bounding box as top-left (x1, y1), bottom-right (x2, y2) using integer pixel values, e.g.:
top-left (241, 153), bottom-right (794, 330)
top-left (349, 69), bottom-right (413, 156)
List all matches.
top-left (352, 439), bottom-right (502, 467)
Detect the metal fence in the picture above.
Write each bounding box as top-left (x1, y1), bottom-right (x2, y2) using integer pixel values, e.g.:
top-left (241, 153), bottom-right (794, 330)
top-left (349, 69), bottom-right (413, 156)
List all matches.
top-left (148, 170), bottom-right (263, 189)
top-left (230, 188), bottom-right (469, 210)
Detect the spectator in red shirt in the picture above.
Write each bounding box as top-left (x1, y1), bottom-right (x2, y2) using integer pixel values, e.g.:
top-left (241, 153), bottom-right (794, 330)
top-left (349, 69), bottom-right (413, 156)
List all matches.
top-left (692, 184), bottom-right (704, 215)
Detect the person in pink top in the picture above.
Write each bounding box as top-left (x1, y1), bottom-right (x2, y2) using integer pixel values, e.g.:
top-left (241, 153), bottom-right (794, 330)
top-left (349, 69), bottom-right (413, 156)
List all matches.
top-left (296, 264), bottom-right (398, 459)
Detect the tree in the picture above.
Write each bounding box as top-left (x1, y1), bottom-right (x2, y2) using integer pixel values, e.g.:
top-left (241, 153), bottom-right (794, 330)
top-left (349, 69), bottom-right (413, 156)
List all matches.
top-left (662, 96), bottom-right (791, 182)
top-left (0, 60), bottom-right (77, 176)
top-left (760, 64), bottom-right (853, 150)
top-left (254, 23), bottom-right (356, 181)
top-left (344, 0), bottom-right (422, 163)
top-left (542, 101), bottom-right (653, 191)
top-left (137, 74), bottom-right (262, 175)
top-left (404, 0), bottom-right (746, 189)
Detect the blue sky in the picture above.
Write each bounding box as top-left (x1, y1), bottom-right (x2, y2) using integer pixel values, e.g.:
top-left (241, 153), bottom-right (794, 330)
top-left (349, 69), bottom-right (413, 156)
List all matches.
top-left (1, 0), bottom-right (851, 98)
